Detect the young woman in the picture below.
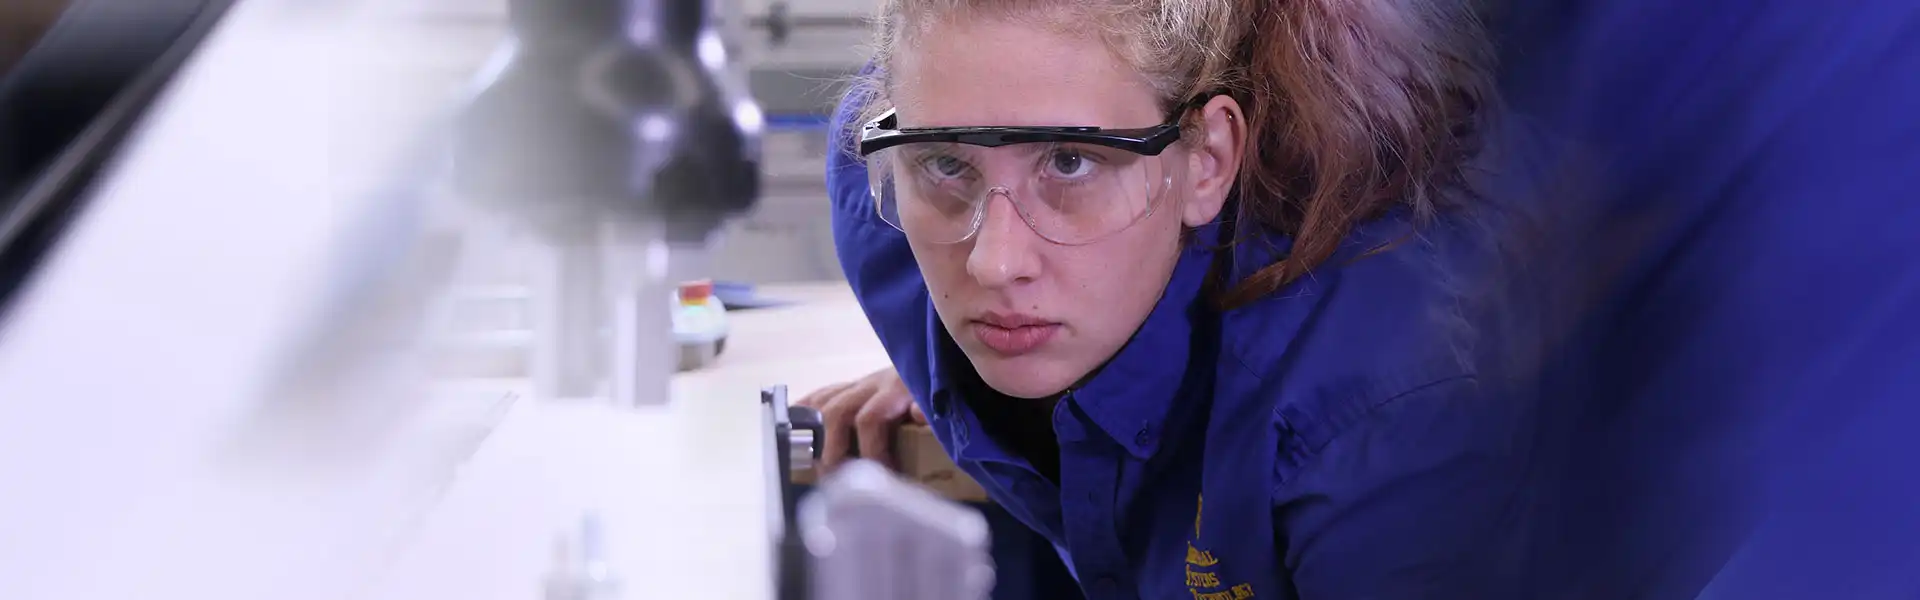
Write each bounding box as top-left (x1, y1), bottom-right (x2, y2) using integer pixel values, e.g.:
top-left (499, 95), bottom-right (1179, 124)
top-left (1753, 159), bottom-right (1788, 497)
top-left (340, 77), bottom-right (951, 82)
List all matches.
top-left (800, 0), bottom-right (1538, 597)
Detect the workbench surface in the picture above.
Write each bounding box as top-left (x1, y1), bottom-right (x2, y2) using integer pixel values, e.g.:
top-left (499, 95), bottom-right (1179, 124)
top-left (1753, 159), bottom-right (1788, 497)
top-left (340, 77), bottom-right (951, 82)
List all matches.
top-left (370, 282), bottom-right (970, 600)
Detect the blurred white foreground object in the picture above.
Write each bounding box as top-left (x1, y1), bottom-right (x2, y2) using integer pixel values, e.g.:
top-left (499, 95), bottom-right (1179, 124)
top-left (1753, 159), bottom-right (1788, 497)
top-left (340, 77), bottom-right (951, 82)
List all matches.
top-left (802, 460), bottom-right (997, 600)
top-left (0, 1), bottom-right (777, 599)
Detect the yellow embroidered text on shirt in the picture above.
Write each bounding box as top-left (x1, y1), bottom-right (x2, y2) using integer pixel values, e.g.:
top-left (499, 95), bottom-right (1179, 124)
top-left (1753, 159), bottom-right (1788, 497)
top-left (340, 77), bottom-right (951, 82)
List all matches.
top-left (1185, 495), bottom-right (1255, 599)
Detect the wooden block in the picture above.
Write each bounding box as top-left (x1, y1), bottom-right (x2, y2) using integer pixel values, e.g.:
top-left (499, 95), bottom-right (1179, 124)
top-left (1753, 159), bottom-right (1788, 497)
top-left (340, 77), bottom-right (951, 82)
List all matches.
top-left (791, 424), bottom-right (989, 504)
top-left (893, 424), bottom-right (989, 503)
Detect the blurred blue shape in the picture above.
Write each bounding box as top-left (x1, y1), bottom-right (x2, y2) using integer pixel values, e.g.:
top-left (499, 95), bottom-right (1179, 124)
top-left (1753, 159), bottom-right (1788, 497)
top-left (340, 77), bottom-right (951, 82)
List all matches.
top-left (1493, 1), bottom-right (1920, 598)
top-left (713, 280), bottom-right (795, 310)
top-left (763, 112), bottom-right (832, 132)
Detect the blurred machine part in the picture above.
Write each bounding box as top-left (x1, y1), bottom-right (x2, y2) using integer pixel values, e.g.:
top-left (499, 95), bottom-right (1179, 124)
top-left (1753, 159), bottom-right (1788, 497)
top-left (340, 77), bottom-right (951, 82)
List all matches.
top-left (673, 279), bottom-right (731, 370)
top-left (0, 1), bottom-right (991, 600)
top-left (403, 0), bottom-right (861, 289)
top-left (0, 0), bottom-right (779, 598)
top-left (725, 0), bottom-right (868, 285)
top-left (0, 0), bottom-right (214, 307)
top-left (450, 0), bottom-right (763, 404)
top-left (542, 514), bottom-right (625, 600)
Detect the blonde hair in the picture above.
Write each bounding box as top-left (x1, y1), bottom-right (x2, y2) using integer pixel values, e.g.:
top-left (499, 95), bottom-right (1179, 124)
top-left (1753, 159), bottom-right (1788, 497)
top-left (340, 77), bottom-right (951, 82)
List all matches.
top-left (850, 0), bottom-right (1495, 309)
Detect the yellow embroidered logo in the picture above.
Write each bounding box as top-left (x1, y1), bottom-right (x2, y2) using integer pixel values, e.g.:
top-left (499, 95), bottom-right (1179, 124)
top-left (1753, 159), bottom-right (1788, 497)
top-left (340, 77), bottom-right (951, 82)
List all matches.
top-left (1187, 543), bottom-right (1219, 568)
top-left (1185, 494), bottom-right (1256, 600)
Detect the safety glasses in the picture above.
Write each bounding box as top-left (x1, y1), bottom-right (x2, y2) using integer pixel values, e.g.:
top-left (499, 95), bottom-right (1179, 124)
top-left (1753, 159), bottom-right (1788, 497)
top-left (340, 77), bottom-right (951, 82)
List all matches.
top-left (857, 107), bottom-right (1189, 246)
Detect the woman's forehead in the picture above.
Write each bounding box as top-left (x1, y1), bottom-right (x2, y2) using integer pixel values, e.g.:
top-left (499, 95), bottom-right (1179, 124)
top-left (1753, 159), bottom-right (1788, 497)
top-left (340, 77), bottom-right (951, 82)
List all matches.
top-left (888, 17), bottom-right (1164, 130)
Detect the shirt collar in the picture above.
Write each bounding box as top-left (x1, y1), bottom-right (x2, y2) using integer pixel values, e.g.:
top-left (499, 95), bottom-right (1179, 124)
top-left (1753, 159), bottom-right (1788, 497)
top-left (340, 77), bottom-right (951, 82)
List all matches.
top-left (927, 223), bottom-right (1227, 461)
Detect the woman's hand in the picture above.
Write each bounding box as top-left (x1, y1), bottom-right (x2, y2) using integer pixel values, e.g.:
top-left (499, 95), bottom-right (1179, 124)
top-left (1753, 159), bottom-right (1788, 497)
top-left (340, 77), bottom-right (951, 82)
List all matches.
top-left (795, 367), bottom-right (925, 473)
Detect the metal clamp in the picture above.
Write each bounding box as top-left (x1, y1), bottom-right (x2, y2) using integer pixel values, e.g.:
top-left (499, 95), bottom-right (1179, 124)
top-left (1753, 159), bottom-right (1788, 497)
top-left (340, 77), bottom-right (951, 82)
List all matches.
top-left (764, 384), bottom-right (824, 472)
top-left (764, 384), bottom-right (824, 600)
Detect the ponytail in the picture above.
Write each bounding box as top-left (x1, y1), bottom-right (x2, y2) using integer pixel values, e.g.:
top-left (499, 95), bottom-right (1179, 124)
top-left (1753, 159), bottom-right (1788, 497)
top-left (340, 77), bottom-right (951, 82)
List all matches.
top-left (1216, 0), bottom-right (1494, 309)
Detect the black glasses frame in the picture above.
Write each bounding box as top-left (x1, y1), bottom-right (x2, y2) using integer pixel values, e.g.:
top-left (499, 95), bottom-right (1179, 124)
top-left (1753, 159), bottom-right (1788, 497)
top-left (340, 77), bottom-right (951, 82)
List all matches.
top-left (857, 106), bottom-right (1192, 157)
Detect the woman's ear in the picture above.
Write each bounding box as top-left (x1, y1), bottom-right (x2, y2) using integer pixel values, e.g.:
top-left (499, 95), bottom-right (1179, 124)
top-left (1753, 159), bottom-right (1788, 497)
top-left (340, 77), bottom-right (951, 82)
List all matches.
top-left (1182, 95), bottom-right (1247, 227)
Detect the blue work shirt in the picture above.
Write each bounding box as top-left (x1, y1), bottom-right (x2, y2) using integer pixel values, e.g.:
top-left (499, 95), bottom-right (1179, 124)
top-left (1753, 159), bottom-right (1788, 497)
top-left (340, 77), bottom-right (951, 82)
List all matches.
top-left (824, 80), bottom-right (1543, 599)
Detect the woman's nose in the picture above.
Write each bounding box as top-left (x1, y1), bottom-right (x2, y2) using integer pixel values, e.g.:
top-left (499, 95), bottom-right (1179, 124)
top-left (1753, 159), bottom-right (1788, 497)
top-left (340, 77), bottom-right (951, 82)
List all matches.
top-left (965, 190), bottom-right (1042, 288)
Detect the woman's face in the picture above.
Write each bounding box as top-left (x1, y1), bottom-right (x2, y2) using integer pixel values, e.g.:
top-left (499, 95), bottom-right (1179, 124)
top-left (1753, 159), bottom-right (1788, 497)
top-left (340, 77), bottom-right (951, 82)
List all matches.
top-left (889, 16), bottom-right (1242, 398)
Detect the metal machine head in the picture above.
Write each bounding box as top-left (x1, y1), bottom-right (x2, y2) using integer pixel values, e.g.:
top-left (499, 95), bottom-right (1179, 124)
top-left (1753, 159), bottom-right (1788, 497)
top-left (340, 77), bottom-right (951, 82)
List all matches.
top-left (453, 0), bottom-right (762, 241)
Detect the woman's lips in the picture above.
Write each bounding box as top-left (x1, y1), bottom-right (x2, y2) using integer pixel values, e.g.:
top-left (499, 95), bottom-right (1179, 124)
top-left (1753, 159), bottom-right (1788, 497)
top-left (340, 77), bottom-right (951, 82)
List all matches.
top-left (969, 321), bottom-right (1061, 355)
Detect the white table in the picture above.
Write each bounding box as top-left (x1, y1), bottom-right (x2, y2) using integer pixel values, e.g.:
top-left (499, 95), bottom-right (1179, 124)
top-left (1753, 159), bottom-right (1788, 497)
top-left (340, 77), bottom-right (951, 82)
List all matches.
top-left (680, 284), bottom-right (896, 399)
top-left (366, 284), bottom-right (897, 600)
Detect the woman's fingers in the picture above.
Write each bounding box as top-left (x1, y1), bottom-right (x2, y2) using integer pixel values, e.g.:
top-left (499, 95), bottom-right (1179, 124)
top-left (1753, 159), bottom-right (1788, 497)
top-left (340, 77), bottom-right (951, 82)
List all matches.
top-left (853, 390), bottom-right (910, 470)
top-left (807, 367), bottom-right (917, 474)
top-left (907, 400), bottom-right (928, 425)
top-left (815, 383), bottom-right (863, 472)
top-left (795, 381), bottom-right (854, 409)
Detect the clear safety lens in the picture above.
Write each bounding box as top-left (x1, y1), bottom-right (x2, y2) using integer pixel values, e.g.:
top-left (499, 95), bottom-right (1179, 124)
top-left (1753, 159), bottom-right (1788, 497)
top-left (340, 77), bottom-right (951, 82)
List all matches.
top-left (867, 141), bottom-right (1174, 245)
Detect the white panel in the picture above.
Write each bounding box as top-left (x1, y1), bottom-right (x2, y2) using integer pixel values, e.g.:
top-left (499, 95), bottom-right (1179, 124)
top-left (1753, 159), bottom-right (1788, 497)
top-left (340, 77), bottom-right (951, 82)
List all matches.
top-left (0, 3), bottom-right (779, 600)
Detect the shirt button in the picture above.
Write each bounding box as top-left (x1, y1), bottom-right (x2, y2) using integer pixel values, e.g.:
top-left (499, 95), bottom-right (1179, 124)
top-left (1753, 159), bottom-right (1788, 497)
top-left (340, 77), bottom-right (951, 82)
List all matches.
top-left (1133, 428), bottom-right (1154, 447)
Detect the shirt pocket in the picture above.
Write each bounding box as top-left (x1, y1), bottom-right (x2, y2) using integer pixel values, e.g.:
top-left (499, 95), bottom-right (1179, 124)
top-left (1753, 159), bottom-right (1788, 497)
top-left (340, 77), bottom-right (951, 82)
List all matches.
top-left (1271, 358), bottom-right (1474, 486)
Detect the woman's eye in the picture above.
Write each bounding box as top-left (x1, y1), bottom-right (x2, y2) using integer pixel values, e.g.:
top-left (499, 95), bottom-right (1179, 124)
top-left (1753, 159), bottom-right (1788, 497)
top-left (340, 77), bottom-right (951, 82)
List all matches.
top-left (925, 155), bottom-right (969, 178)
top-left (1046, 150), bottom-right (1096, 178)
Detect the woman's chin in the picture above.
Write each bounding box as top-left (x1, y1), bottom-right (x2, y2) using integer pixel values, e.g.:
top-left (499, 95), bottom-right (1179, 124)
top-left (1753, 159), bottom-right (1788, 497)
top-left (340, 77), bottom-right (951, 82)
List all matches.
top-left (970, 357), bottom-right (1077, 399)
